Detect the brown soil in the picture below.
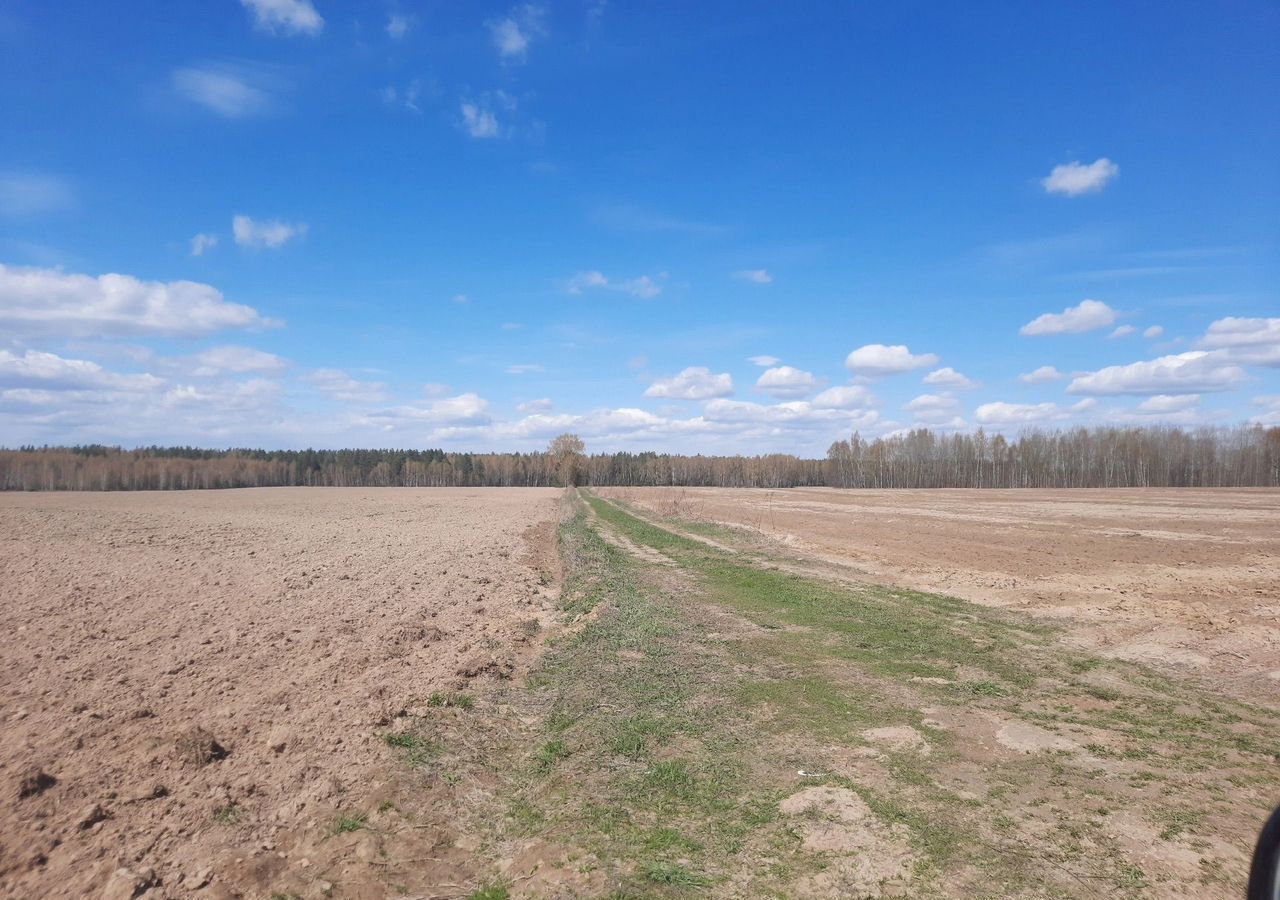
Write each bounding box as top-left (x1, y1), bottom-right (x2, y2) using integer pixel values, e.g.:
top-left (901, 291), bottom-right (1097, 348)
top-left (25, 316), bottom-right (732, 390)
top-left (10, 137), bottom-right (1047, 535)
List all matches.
top-left (601, 487), bottom-right (1280, 702)
top-left (0, 487), bottom-right (562, 899)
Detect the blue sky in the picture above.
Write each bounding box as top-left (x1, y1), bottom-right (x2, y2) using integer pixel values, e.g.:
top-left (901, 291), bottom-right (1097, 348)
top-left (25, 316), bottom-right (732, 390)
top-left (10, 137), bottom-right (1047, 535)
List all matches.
top-left (1, 0), bottom-right (1277, 453)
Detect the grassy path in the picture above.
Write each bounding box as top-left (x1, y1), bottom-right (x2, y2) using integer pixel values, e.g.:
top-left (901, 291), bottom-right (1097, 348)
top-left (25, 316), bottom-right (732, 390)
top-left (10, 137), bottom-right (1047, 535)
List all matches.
top-left (384, 491), bottom-right (1279, 898)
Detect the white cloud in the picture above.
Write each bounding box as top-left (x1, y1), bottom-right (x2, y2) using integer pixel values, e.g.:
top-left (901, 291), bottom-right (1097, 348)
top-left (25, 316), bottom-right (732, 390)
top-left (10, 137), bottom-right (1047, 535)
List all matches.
top-left (366, 392), bottom-right (492, 427)
top-left (172, 64), bottom-right (275, 118)
top-left (191, 346), bottom-right (286, 376)
top-left (704, 397), bottom-right (880, 430)
top-left (240, 0), bottom-right (323, 35)
top-left (845, 344), bottom-right (939, 376)
top-left (975, 401), bottom-right (1064, 425)
top-left (1198, 317), bottom-right (1280, 367)
top-left (0, 172), bottom-right (73, 217)
top-left (811, 385), bottom-right (875, 409)
top-left (755, 366), bottom-right (822, 399)
top-left (1066, 351), bottom-right (1248, 396)
top-left (386, 14), bottom-right (411, 39)
top-left (1017, 365), bottom-right (1065, 384)
top-left (747, 355), bottom-right (780, 367)
top-left (489, 5), bottom-right (545, 62)
top-left (1041, 158), bottom-right (1119, 197)
top-left (302, 369), bottom-right (388, 404)
top-left (505, 364), bottom-right (544, 375)
top-left (0, 349), bottom-right (163, 392)
top-left (922, 367), bottom-right (977, 390)
top-left (500, 322), bottom-right (523, 330)
top-left (1144, 325), bottom-right (1164, 339)
top-left (452, 293), bottom-right (469, 305)
top-left (423, 382), bottom-right (451, 397)
top-left (0, 264), bottom-right (275, 339)
top-left (190, 233), bottom-right (218, 256)
top-left (518, 397), bottom-right (553, 413)
top-left (1020, 299), bottom-right (1116, 336)
top-left (1135, 394), bottom-right (1200, 413)
top-left (1108, 325), bottom-right (1136, 339)
top-left (232, 215), bottom-right (307, 249)
top-left (732, 269), bottom-right (772, 284)
top-left (644, 366), bottom-right (733, 400)
top-left (565, 270), bottom-right (662, 299)
top-left (460, 102), bottom-right (501, 139)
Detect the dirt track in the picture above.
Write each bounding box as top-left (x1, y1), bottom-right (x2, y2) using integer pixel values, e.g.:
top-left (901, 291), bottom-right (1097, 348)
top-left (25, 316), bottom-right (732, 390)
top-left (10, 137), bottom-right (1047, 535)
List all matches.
top-left (0, 488), bottom-right (561, 899)
top-left (603, 487), bottom-right (1280, 702)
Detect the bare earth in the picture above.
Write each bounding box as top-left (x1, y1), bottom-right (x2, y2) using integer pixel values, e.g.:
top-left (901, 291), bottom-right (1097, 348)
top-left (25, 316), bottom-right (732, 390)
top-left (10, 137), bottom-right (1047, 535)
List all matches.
top-left (603, 487), bottom-right (1280, 703)
top-left (0, 488), bottom-right (561, 900)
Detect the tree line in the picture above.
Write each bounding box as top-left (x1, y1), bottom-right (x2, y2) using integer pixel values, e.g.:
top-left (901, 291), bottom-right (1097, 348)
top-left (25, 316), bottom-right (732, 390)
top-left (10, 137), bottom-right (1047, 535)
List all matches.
top-left (1, 425), bottom-right (1277, 491)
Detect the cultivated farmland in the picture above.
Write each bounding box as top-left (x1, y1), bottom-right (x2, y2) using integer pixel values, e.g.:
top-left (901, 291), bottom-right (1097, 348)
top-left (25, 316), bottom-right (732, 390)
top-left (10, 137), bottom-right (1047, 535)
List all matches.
top-left (2, 486), bottom-right (1277, 898)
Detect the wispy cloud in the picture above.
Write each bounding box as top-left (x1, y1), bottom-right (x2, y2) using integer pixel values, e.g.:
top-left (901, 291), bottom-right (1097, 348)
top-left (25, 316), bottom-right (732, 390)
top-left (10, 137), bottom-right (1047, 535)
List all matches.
top-left (386, 14), bottom-right (411, 40)
top-left (232, 215), bottom-right (307, 249)
top-left (732, 269), bottom-right (772, 284)
top-left (565, 270), bottom-right (663, 299)
top-left (172, 63), bottom-right (281, 118)
top-left (190, 233), bottom-right (218, 256)
top-left (460, 102), bottom-right (501, 138)
top-left (0, 172), bottom-right (73, 217)
top-left (488, 4), bottom-right (546, 62)
top-left (240, 0), bottom-right (323, 36)
top-left (590, 204), bottom-right (726, 236)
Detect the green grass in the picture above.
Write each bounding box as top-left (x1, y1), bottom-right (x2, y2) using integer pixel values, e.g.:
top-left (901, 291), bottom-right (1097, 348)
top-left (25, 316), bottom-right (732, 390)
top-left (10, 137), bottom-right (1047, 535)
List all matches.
top-left (428, 691), bottom-right (476, 710)
top-left (331, 813), bottom-right (367, 834)
top-left (213, 803), bottom-right (241, 825)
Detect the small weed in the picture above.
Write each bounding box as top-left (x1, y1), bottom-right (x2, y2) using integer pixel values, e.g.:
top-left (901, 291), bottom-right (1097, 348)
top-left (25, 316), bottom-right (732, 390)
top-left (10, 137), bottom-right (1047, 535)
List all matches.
top-left (384, 732), bottom-right (421, 749)
top-left (466, 882), bottom-right (510, 900)
top-left (332, 813), bottom-right (367, 834)
top-left (533, 739), bottom-right (571, 772)
top-left (377, 800), bottom-right (396, 813)
top-left (641, 861), bottom-right (712, 887)
top-left (213, 803), bottom-right (241, 825)
top-left (428, 692), bottom-right (475, 710)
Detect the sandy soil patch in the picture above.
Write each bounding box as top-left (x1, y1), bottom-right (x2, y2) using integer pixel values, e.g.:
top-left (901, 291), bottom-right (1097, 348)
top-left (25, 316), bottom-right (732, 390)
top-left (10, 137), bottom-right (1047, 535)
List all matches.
top-left (603, 487), bottom-right (1280, 701)
top-left (0, 487), bottom-right (561, 899)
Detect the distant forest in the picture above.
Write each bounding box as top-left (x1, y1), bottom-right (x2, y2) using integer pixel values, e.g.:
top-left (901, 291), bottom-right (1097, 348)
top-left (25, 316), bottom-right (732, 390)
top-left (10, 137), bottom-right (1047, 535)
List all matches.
top-left (2, 425), bottom-right (1278, 491)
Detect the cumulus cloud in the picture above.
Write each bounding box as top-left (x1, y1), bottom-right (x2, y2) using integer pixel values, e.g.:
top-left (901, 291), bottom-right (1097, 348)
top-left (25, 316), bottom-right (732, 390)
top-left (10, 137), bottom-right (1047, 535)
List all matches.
top-left (505, 364), bottom-right (544, 375)
top-left (518, 397), bottom-right (553, 413)
top-left (748, 355), bottom-right (780, 367)
top-left (172, 63), bottom-right (277, 118)
top-left (565, 270), bottom-right (662, 299)
top-left (190, 233), bottom-right (218, 256)
top-left (1144, 325), bottom-right (1164, 339)
top-left (644, 367), bottom-right (733, 400)
top-left (1020, 299), bottom-right (1116, 336)
top-left (366, 392), bottom-right (492, 428)
top-left (240, 0), bottom-right (323, 35)
top-left (704, 397), bottom-right (880, 430)
top-left (811, 385), bottom-right (875, 409)
top-left (302, 369), bottom-right (388, 403)
top-left (732, 269), bottom-right (772, 284)
top-left (1066, 351), bottom-right (1248, 396)
top-left (922, 367), bottom-right (977, 390)
top-left (0, 171), bottom-right (73, 217)
top-left (1041, 158), bottom-right (1119, 197)
top-left (845, 344), bottom-right (939, 376)
top-left (1198, 316), bottom-right (1280, 367)
top-left (232, 215), bottom-right (307, 249)
top-left (1108, 325), bottom-right (1136, 339)
top-left (488, 4), bottom-right (546, 62)
top-left (1135, 394), bottom-right (1200, 413)
top-left (1018, 365), bottom-right (1065, 384)
top-left (975, 401), bottom-right (1064, 425)
top-left (191, 346), bottom-right (286, 376)
top-left (0, 264), bottom-right (275, 339)
top-left (755, 365), bottom-right (822, 399)
top-left (0, 349), bottom-right (163, 392)
top-left (460, 102), bottom-right (501, 138)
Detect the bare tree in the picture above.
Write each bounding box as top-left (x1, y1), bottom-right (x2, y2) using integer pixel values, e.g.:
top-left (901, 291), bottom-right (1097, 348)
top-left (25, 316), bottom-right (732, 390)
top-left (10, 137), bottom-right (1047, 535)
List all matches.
top-left (548, 433), bottom-right (586, 487)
